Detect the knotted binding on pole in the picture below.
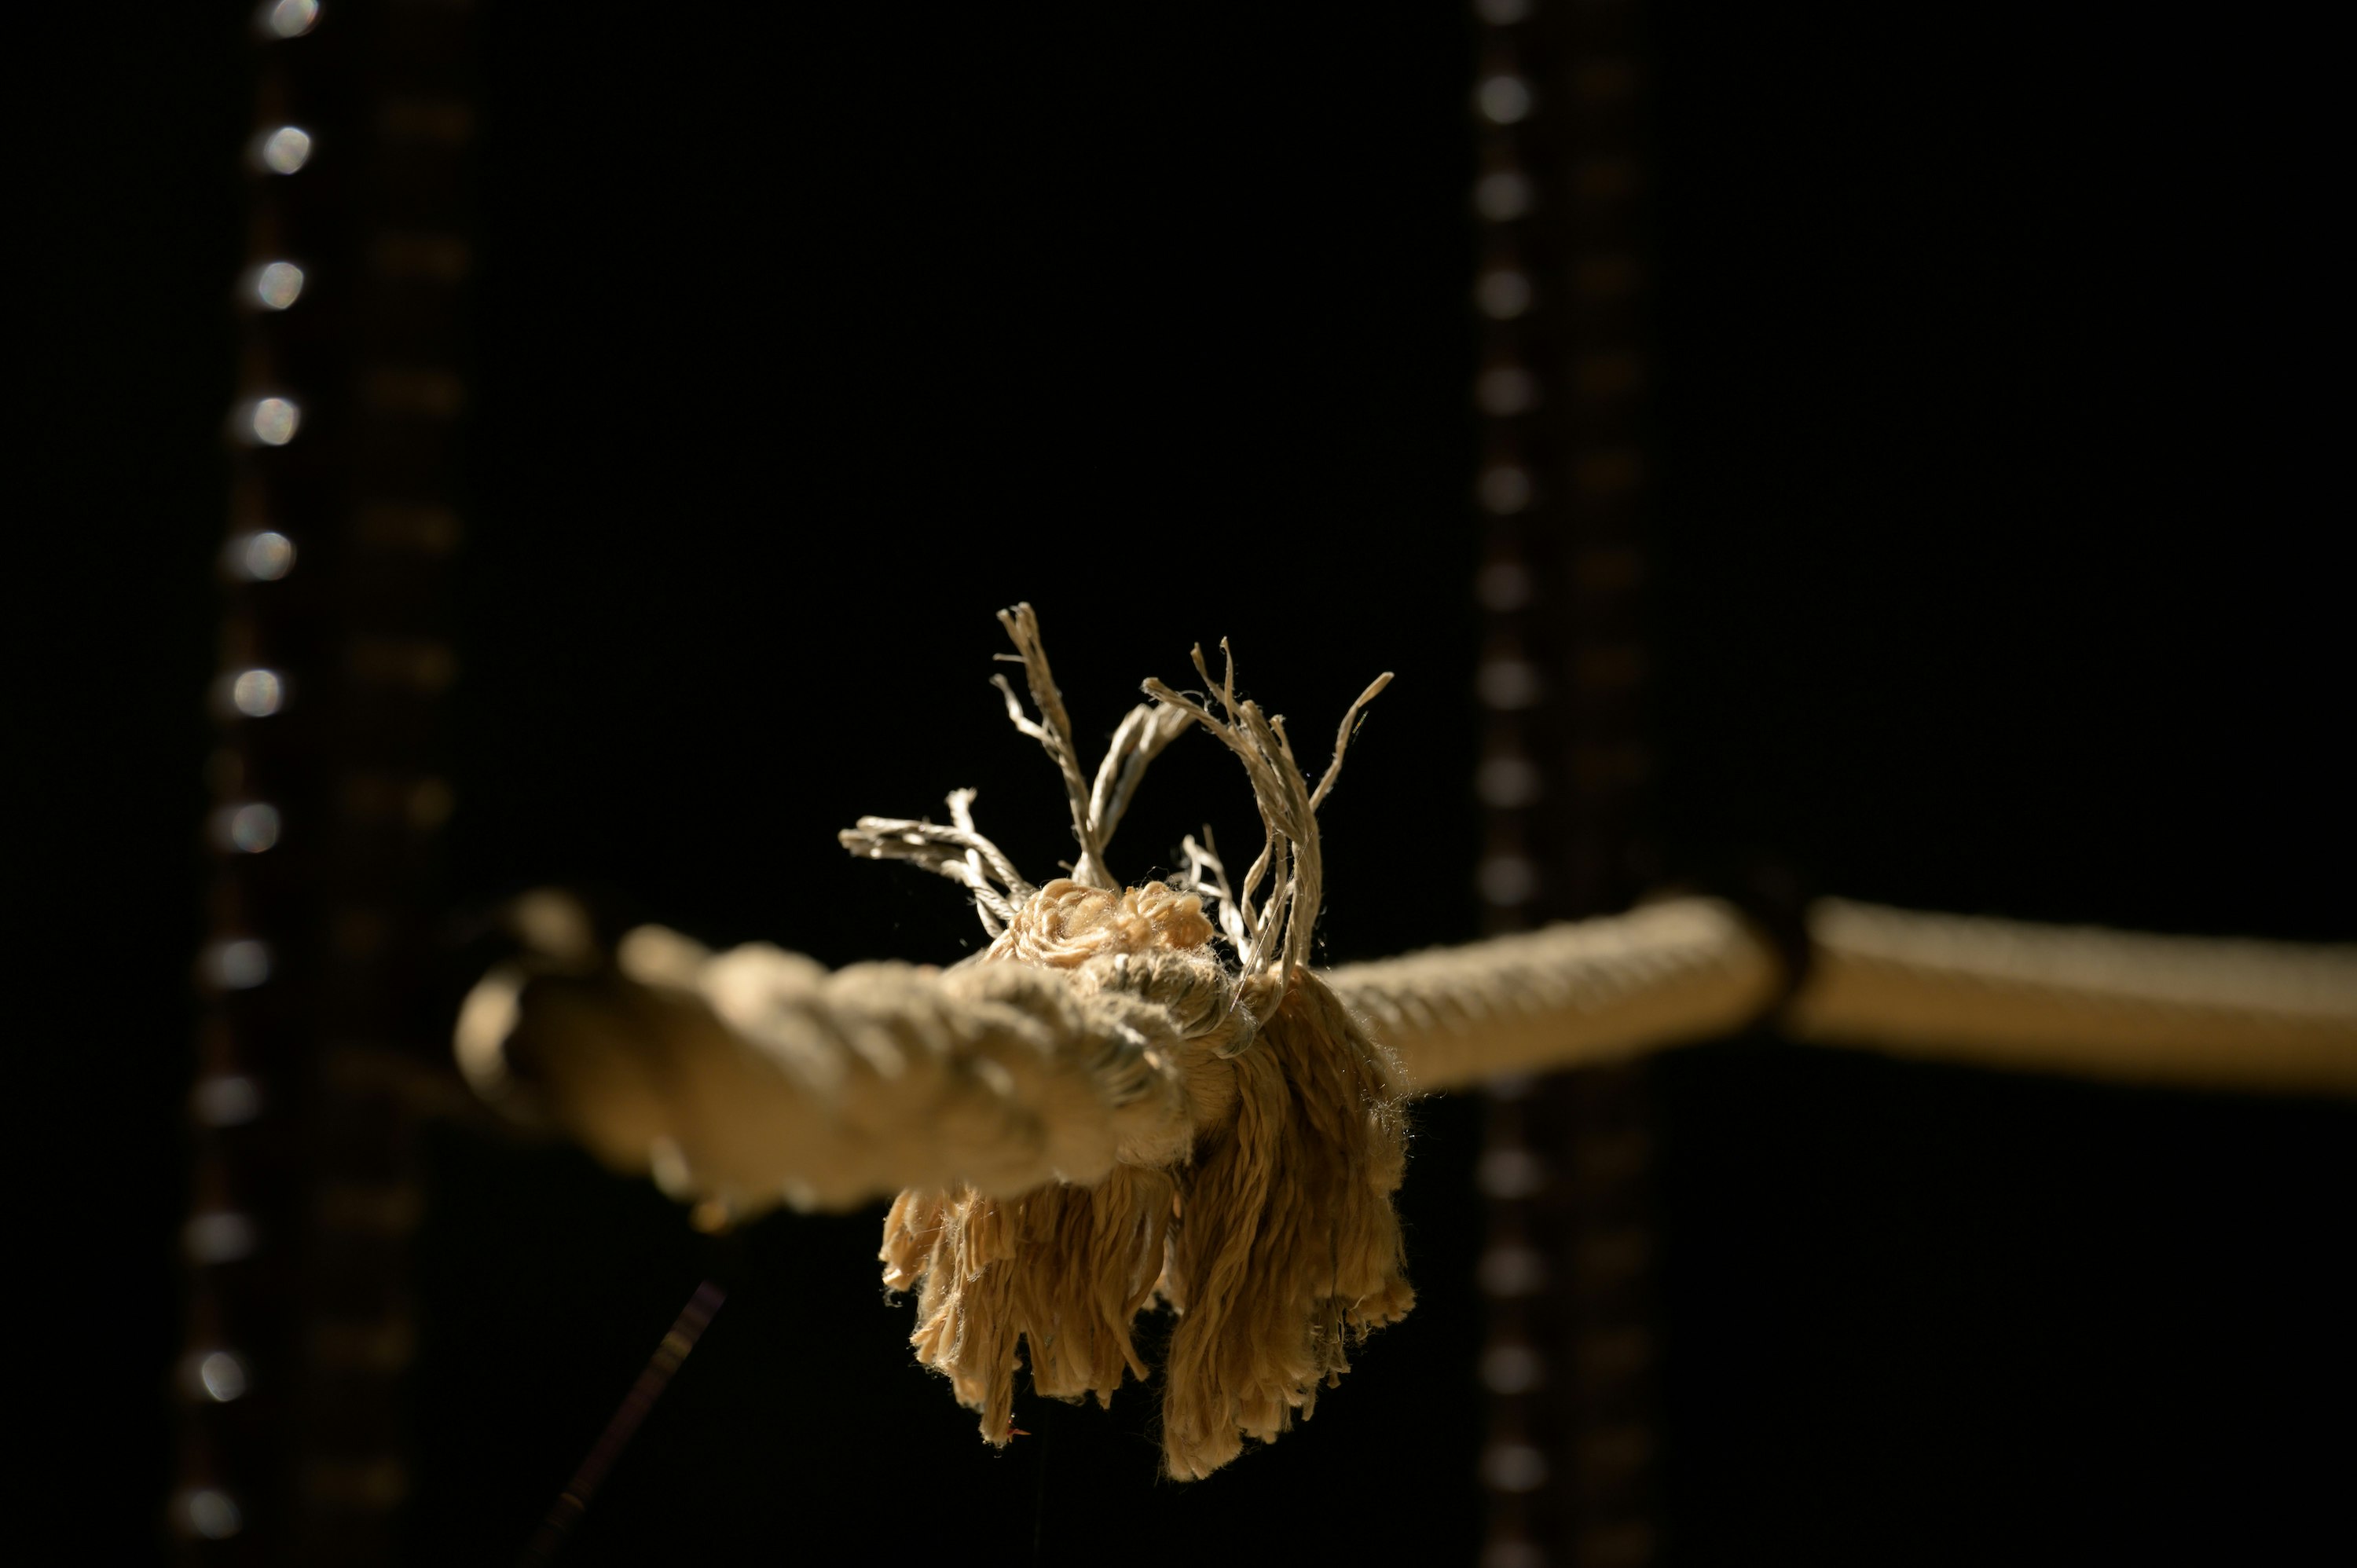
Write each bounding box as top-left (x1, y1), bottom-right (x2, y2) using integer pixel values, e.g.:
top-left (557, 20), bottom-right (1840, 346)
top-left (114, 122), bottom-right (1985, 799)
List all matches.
top-left (840, 605), bottom-right (1410, 1478)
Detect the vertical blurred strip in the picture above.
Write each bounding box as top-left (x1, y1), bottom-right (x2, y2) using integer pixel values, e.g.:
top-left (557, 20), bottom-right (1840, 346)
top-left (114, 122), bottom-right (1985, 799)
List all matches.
top-left (1470, 2), bottom-right (1665, 1565)
top-left (176, 2), bottom-right (476, 1560)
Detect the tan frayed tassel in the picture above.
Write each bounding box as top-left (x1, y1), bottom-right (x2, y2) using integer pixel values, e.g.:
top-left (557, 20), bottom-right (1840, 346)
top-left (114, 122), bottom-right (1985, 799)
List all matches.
top-left (848, 605), bottom-right (1410, 1478)
top-left (1155, 971), bottom-right (1412, 1477)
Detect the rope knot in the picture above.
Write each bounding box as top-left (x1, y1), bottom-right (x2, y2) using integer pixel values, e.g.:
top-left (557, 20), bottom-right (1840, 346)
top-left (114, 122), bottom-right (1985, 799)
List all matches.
top-left (988, 878), bottom-right (1217, 969)
top-left (845, 603), bottom-right (1409, 1478)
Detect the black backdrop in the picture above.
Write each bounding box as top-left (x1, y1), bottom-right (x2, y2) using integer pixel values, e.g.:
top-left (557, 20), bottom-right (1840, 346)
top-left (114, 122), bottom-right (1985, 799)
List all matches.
top-left (39, 2), bottom-right (2350, 1564)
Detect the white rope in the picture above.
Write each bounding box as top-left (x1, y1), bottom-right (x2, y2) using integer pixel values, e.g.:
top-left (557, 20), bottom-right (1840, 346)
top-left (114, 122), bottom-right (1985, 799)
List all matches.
top-left (458, 896), bottom-right (2357, 1220)
top-left (1787, 898), bottom-right (2357, 1095)
top-left (457, 927), bottom-right (1198, 1218)
top-left (449, 610), bottom-right (2357, 1481)
top-left (457, 603), bottom-right (2355, 1213)
top-left (1321, 898), bottom-right (1780, 1092)
top-left (1334, 897), bottom-right (2357, 1097)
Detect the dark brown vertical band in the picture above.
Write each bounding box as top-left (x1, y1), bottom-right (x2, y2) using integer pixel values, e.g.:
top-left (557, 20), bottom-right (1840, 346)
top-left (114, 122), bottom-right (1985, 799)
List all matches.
top-left (1469, 2), bottom-right (1664, 1564)
top-left (176, 2), bottom-right (477, 1559)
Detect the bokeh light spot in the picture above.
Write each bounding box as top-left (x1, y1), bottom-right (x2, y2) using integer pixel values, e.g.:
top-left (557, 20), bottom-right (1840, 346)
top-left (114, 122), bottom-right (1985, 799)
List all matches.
top-left (258, 0), bottom-right (320, 39)
top-left (258, 126), bottom-right (312, 174)
top-left (203, 939), bottom-right (272, 991)
top-left (182, 1488), bottom-right (244, 1541)
top-left (231, 529), bottom-right (295, 581)
top-left (229, 669), bottom-right (284, 717)
top-left (199, 1351), bottom-right (250, 1402)
top-left (1476, 75), bottom-right (1533, 126)
top-left (254, 261), bottom-right (305, 310)
top-left (219, 802), bottom-right (281, 853)
top-left (245, 397), bottom-right (300, 445)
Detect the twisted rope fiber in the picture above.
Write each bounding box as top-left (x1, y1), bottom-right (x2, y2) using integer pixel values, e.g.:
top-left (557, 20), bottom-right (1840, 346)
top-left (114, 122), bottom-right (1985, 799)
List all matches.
top-left (470, 607), bottom-right (1411, 1479)
top-left (460, 610), bottom-right (2357, 1478)
top-left (1786, 898), bottom-right (2357, 1094)
top-left (472, 896), bottom-right (2357, 1215)
top-left (1322, 897), bottom-right (1784, 1092)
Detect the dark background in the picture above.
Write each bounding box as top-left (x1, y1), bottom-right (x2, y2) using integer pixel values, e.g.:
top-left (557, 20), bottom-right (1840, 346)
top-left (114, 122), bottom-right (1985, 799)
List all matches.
top-left (36, 2), bottom-right (2349, 1564)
